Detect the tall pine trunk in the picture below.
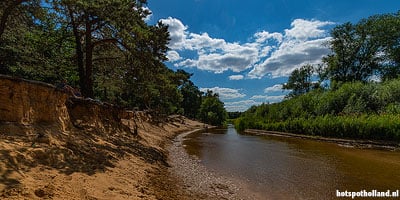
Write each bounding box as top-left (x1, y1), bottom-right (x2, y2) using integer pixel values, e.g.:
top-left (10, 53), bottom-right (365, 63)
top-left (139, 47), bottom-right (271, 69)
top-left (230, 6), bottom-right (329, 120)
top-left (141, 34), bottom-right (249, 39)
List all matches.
top-left (84, 15), bottom-right (94, 98)
top-left (68, 8), bottom-right (86, 97)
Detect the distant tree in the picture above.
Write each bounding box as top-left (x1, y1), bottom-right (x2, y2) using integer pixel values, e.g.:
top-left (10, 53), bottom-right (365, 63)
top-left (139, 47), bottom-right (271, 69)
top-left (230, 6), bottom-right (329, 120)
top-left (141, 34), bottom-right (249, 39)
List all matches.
top-left (323, 22), bottom-right (381, 84)
top-left (283, 64), bottom-right (316, 97)
top-left (365, 12), bottom-right (400, 80)
top-left (122, 67), bottom-right (184, 114)
top-left (323, 12), bottom-right (400, 84)
top-left (227, 111), bottom-right (242, 119)
top-left (179, 79), bottom-right (202, 119)
top-left (198, 90), bottom-right (227, 126)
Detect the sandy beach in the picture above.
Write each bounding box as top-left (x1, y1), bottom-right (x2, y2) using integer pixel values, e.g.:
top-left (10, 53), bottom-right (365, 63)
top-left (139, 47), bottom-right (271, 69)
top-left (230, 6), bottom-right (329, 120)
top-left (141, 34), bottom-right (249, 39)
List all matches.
top-left (0, 112), bottom-right (261, 200)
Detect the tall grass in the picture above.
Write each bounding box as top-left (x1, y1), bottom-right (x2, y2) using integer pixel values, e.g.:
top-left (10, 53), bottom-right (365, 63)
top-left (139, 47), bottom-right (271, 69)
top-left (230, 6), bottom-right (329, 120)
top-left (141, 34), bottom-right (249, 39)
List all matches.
top-left (235, 79), bottom-right (400, 141)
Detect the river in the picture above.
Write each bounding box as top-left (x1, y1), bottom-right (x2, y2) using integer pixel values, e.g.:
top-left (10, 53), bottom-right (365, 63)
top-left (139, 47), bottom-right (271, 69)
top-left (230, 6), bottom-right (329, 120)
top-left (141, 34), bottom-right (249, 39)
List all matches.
top-left (182, 125), bottom-right (400, 199)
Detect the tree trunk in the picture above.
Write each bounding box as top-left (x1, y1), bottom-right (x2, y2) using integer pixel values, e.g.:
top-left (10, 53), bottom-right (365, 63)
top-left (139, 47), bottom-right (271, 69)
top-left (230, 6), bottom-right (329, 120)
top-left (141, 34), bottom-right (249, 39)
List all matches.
top-left (84, 15), bottom-right (94, 98)
top-left (68, 7), bottom-right (86, 96)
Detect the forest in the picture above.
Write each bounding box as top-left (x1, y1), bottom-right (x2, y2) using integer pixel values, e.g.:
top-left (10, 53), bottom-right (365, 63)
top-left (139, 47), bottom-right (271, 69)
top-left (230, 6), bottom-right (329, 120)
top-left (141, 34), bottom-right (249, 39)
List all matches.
top-left (235, 11), bottom-right (400, 141)
top-left (0, 0), bottom-right (227, 126)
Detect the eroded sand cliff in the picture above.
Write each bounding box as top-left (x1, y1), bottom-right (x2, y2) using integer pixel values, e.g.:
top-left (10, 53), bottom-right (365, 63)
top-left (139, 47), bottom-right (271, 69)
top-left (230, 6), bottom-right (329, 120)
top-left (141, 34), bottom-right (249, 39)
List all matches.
top-left (0, 75), bottom-right (204, 199)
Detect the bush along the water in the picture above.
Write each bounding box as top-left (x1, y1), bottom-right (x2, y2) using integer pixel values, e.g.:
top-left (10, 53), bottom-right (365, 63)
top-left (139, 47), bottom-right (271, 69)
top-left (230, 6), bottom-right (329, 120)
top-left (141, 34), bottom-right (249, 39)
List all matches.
top-left (236, 114), bottom-right (400, 141)
top-left (235, 79), bottom-right (400, 141)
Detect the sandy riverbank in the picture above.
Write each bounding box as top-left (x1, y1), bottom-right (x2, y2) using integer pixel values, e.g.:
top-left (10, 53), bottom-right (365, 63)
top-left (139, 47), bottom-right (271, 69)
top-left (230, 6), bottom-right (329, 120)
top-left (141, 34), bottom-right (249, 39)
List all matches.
top-left (0, 115), bottom-right (205, 200)
top-left (0, 115), bottom-right (262, 200)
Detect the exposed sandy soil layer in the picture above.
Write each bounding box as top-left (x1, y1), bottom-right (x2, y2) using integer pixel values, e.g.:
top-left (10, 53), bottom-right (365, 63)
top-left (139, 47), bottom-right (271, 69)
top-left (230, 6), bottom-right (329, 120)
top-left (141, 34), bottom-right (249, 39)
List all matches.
top-left (1, 75), bottom-right (260, 200)
top-left (0, 75), bottom-right (204, 199)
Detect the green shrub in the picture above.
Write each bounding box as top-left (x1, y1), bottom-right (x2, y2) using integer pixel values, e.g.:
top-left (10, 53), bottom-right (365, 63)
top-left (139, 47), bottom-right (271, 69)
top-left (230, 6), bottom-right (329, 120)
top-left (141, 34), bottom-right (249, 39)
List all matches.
top-left (236, 79), bottom-right (400, 141)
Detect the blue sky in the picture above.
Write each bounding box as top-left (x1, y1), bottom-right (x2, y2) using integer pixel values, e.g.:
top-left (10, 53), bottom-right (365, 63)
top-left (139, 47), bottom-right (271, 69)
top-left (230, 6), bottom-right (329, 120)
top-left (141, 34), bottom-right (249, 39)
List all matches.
top-left (146, 0), bottom-right (400, 112)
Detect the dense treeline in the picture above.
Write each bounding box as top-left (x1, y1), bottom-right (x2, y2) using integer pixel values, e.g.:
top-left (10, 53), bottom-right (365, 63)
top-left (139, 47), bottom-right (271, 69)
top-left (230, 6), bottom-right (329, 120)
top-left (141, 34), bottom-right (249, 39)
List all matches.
top-left (0, 0), bottom-right (226, 125)
top-left (236, 11), bottom-right (400, 141)
top-left (236, 80), bottom-right (400, 140)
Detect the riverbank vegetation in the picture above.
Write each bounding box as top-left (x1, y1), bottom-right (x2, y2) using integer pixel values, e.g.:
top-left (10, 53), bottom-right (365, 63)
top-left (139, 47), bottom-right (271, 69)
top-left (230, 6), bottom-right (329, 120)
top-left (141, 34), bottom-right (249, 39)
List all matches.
top-left (235, 11), bottom-right (400, 141)
top-left (0, 0), bottom-right (226, 125)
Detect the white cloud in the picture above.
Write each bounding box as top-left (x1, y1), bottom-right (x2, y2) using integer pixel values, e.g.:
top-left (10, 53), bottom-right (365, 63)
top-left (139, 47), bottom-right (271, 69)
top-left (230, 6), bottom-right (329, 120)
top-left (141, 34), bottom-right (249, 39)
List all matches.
top-left (249, 19), bottom-right (333, 78)
top-left (249, 37), bottom-right (331, 78)
top-left (160, 17), bottom-right (188, 50)
top-left (250, 95), bottom-right (285, 103)
top-left (186, 32), bottom-right (226, 51)
top-left (161, 17), bottom-right (260, 73)
top-left (224, 100), bottom-right (262, 112)
top-left (176, 50), bottom-right (257, 73)
top-left (254, 31), bottom-right (283, 43)
top-left (166, 50), bottom-right (181, 62)
top-left (161, 17), bottom-right (334, 79)
top-left (225, 95), bottom-right (286, 112)
top-left (200, 87), bottom-right (246, 100)
top-left (229, 75), bottom-right (244, 80)
top-left (264, 84), bottom-right (284, 93)
top-left (285, 19), bottom-right (334, 40)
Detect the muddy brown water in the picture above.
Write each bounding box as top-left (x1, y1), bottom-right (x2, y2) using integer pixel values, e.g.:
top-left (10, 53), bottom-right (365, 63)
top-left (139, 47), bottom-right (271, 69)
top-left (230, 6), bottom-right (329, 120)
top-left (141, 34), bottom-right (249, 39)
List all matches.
top-left (183, 125), bottom-right (400, 199)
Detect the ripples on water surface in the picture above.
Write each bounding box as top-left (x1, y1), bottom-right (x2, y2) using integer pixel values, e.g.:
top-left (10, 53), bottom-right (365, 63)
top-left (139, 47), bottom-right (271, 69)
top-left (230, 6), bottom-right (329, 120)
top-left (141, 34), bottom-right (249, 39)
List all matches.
top-left (183, 125), bottom-right (400, 199)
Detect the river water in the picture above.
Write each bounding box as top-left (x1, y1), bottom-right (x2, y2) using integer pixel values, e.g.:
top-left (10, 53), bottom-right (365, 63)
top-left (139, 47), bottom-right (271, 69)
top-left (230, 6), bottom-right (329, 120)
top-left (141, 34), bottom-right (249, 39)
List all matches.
top-left (183, 125), bottom-right (400, 199)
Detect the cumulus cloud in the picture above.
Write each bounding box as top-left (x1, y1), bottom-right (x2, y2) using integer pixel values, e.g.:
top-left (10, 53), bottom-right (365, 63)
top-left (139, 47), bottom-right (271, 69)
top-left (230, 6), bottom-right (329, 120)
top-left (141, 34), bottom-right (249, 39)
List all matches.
top-left (186, 32), bottom-right (226, 51)
top-left (249, 37), bottom-right (331, 78)
top-left (224, 100), bottom-right (262, 112)
top-left (285, 19), bottom-right (334, 40)
top-left (224, 95), bottom-right (286, 112)
top-left (176, 50), bottom-right (257, 73)
top-left (228, 75), bottom-right (244, 80)
top-left (200, 87), bottom-right (246, 100)
top-left (254, 31), bottom-right (283, 43)
top-left (161, 17), bottom-right (260, 73)
top-left (172, 36), bottom-right (259, 73)
top-left (166, 50), bottom-right (181, 62)
top-left (160, 17), bottom-right (188, 50)
top-left (264, 84), bottom-right (284, 93)
top-left (250, 95), bottom-right (285, 103)
top-left (161, 17), bottom-right (333, 78)
top-left (249, 19), bottom-right (333, 78)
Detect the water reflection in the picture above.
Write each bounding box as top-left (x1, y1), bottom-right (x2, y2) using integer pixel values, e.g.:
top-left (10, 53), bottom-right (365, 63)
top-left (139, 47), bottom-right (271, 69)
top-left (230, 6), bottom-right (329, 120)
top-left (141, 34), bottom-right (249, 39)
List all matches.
top-left (183, 126), bottom-right (400, 199)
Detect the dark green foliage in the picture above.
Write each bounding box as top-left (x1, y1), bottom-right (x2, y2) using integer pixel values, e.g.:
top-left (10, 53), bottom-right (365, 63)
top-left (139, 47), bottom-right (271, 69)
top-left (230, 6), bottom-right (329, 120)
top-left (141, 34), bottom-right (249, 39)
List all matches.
top-left (227, 112), bottom-right (242, 119)
top-left (57, 0), bottom-right (158, 98)
top-left (0, 0), bottom-right (76, 84)
top-left (283, 64), bottom-right (319, 97)
top-left (0, 0), bottom-right (209, 118)
top-left (235, 79), bottom-right (400, 141)
top-left (323, 22), bottom-right (381, 83)
top-left (179, 80), bottom-right (202, 119)
top-left (323, 11), bottom-right (400, 83)
top-left (198, 91), bottom-right (227, 126)
top-left (240, 115), bottom-right (400, 141)
top-left (365, 12), bottom-right (400, 80)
